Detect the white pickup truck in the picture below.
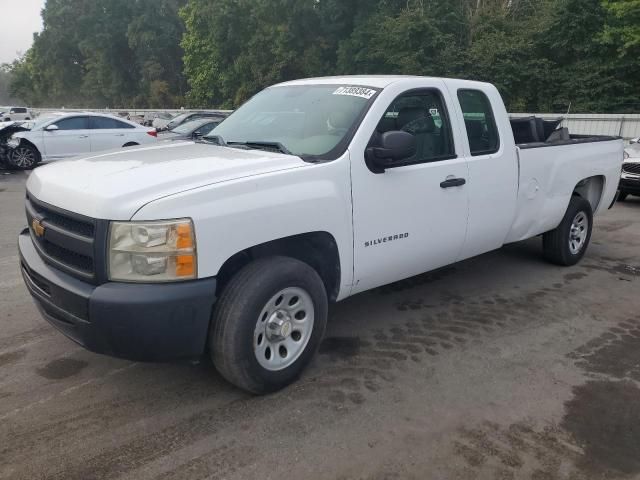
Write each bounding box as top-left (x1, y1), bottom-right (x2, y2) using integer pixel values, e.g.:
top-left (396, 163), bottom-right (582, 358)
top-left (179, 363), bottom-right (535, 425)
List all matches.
top-left (18, 76), bottom-right (623, 393)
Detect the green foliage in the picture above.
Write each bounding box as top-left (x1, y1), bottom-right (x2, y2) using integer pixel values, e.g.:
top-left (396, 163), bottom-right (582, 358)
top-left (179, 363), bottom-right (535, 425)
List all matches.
top-left (10, 0), bottom-right (187, 108)
top-left (0, 65), bottom-right (22, 104)
top-left (9, 0), bottom-right (640, 112)
top-left (601, 0), bottom-right (640, 57)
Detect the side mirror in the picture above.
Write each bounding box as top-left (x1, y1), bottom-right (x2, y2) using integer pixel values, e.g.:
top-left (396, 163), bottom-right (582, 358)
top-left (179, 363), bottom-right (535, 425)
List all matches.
top-left (45, 124), bottom-right (59, 132)
top-left (366, 130), bottom-right (416, 173)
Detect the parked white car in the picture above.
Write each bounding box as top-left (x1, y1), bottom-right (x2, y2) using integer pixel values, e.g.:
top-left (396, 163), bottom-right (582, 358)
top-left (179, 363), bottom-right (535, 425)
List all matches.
top-left (1, 106), bottom-right (32, 121)
top-left (152, 113), bottom-right (177, 130)
top-left (19, 76), bottom-right (623, 393)
top-left (7, 112), bottom-right (158, 169)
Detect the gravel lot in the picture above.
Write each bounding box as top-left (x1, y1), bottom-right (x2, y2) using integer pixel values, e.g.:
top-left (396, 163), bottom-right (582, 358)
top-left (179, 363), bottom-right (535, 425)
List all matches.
top-left (1, 169), bottom-right (639, 480)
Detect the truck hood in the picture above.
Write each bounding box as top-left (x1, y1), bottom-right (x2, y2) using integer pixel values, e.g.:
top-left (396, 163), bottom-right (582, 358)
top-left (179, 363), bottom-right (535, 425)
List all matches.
top-left (27, 141), bottom-right (308, 219)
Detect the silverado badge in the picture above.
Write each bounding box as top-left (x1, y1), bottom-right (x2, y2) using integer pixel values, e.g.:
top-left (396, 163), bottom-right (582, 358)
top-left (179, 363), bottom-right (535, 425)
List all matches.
top-left (32, 219), bottom-right (45, 237)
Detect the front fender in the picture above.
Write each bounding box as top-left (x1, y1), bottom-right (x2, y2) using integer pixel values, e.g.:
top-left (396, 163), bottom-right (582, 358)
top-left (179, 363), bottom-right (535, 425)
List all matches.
top-left (132, 155), bottom-right (354, 299)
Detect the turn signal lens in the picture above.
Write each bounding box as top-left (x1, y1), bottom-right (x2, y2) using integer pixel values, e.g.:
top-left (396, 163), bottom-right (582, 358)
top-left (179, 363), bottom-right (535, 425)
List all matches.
top-left (176, 255), bottom-right (195, 277)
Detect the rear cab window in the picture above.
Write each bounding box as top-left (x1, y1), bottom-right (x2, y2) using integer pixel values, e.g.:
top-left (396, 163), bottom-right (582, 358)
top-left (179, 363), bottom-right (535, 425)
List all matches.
top-left (457, 89), bottom-right (500, 156)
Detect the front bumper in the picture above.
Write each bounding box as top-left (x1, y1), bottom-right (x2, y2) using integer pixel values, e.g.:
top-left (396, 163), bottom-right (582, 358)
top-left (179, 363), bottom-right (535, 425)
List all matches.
top-left (620, 175), bottom-right (640, 195)
top-left (18, 229), bottom-right (217, 361)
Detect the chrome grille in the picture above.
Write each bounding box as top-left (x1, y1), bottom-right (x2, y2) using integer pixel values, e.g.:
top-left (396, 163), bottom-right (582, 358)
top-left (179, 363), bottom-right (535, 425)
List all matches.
top-left (25, 193), bottom-right (97, 281)
top-left (623, 162), bottom-right (640, 175)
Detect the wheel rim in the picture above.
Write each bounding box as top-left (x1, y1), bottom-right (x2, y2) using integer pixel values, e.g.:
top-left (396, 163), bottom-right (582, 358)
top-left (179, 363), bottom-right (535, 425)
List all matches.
top-left (569, 211), bottom-right (589, 254)
top-left (254, 287), bottom-right (315, 371)
top-left (11, 147), bottom-right (35, 168)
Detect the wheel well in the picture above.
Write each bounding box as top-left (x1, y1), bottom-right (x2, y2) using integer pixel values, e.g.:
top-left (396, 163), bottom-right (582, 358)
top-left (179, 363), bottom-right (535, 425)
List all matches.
top-left (16, 139), bottom-right (41, 159)
top-left (216, 232), bottom-right (341, 302)
top-left (572, 175), bottom-right (604, 212)
top-left (123, 142), bottom-right (139, 147)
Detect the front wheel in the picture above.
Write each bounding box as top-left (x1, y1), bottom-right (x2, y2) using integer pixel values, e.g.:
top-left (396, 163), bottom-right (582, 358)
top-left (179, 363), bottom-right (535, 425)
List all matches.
top-left (9, 143), bottom-right (40, 170)
top-left (543, 196), bottom-right (593, 266)
top-left (210, 256), bottom-right (328, 394)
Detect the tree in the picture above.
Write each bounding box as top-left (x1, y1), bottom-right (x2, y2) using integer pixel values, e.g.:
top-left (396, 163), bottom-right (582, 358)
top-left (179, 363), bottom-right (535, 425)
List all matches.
top-left (9, 0), bottom-right (640, 112)
top-left (8, 0), bottom-right (187, 107)
top-left (601, 0), bottom-right (640, 58)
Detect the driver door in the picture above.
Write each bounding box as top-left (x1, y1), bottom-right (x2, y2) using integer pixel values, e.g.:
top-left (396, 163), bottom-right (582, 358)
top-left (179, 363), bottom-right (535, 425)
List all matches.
top-left (350, 87), bottom-right (470, 293)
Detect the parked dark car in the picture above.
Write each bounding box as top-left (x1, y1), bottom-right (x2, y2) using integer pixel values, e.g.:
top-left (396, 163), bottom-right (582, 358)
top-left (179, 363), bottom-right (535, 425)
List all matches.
top-left (158, 117), bottom-right (224, 141)
top-left (163, 111), bottom-right (228, 131)
top-left (619, 143), bottom-right (640, 201)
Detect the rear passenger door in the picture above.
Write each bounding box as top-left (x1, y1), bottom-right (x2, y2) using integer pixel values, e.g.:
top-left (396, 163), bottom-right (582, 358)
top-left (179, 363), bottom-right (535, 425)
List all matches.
top-left (43, 116), bottom-right (91, 160)
top-left (445, 82), bottom-right (519, 260)
top-left (89, 116), bottom-right (137, 152)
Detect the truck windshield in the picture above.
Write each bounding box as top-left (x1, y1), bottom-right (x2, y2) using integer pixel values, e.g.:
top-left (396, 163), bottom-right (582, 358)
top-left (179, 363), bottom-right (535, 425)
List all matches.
top-left (205, 85), bottom-right (379, 158)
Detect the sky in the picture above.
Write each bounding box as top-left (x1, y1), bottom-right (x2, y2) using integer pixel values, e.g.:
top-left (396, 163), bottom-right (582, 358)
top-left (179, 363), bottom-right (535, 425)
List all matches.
top-left (0, 0), bottom-right (46, 64)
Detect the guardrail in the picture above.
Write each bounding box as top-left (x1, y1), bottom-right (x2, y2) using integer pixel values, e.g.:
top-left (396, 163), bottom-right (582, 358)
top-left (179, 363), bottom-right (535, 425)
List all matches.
top-left (29, 109), bottom-right (640, 141)
top-left (31, 108), bottom-right (233, 117)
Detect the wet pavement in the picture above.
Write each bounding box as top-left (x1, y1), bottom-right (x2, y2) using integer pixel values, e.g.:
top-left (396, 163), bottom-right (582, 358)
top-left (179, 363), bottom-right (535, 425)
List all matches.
top-left (1, 169), bottom-right (639, 479)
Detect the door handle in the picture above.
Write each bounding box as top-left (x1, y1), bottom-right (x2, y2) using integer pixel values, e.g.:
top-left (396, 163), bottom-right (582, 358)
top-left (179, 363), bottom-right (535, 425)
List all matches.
top-left (440, 177), bottom-right (466, 188)
top-left (114, 133), bottom-right (125, 137)
top-left (78, 135), bottom-right (89, 138)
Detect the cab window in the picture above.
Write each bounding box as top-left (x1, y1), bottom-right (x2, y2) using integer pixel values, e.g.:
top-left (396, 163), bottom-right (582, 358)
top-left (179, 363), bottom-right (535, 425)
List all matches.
top-left (457, 89), bottom-right (500, 156)
top-left (374, 90), bottom-right (455, 164)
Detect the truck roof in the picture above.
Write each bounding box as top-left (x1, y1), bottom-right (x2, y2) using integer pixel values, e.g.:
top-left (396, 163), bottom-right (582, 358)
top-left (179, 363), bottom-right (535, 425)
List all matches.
top-left (276, 75), bottom-right (494, 89)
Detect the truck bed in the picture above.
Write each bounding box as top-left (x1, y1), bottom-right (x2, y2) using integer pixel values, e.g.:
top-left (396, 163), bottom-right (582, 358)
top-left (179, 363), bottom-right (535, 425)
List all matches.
top-left (509, 115), bottom-right (620, 148)
top-left (504, 120), bottom-right (624, 244)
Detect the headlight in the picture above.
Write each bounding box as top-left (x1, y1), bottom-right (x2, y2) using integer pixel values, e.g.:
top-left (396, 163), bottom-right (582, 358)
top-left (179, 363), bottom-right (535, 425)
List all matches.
top-left (7, 137), bottom-right (20, 148)
top-left (108, 219), bottom-right (197, 282)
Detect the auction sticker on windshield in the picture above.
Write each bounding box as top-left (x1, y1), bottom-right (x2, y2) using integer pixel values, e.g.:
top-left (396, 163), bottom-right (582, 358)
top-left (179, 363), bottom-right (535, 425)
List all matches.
top-left (333, 86), bottom-right (377, 99)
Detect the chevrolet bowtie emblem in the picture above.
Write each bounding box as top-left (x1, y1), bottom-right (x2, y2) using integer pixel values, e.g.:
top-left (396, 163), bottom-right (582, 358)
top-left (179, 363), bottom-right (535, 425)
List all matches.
top-left (32, 218), bottom-right (45, 237)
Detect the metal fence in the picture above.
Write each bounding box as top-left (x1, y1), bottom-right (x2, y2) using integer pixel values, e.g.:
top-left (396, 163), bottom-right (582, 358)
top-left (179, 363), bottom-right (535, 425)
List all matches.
top-left (30, 108), bottom-right (640, 141)
top-left (31, 107), bottom-right (233, 117)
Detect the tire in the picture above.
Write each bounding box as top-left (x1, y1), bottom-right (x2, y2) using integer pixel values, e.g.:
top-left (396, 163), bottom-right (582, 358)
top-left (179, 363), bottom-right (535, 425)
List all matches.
top-left (543, 196), bottom-right (593, 266)
top-left (122, 142), bottom-right (139, 148)
top-left (8, 143), bottom-right (40, 170)
top-left (210, 256), bottom-right (328, 394)
top-left (617, 192), bottom-right (628, 202)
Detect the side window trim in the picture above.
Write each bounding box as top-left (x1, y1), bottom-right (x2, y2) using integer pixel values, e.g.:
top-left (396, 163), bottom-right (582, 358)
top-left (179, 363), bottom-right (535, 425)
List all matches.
top-left (367, 87), bottom-right (458, 172)
top-left (457, 88), bottom-right (500, 157)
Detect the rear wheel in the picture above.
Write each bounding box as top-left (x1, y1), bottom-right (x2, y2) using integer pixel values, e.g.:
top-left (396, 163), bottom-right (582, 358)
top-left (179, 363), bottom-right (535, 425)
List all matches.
top-left (543, 196), bottom-right (593, 266)
top-left (9, 143), bottom-right (40, 170)
top-left (210, 256), bottom-right (328, 394)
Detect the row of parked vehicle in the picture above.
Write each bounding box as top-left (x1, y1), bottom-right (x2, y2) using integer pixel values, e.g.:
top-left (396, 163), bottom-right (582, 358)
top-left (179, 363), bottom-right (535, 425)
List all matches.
top-left (2, 106), bottom-right (637, 202)
top-left (0, 110), bottom-right (229, 169)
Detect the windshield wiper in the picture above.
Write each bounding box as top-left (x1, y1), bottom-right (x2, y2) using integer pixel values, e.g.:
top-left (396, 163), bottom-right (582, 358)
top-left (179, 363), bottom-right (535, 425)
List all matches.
top-left (227, 141), bottom-right (292, 155)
